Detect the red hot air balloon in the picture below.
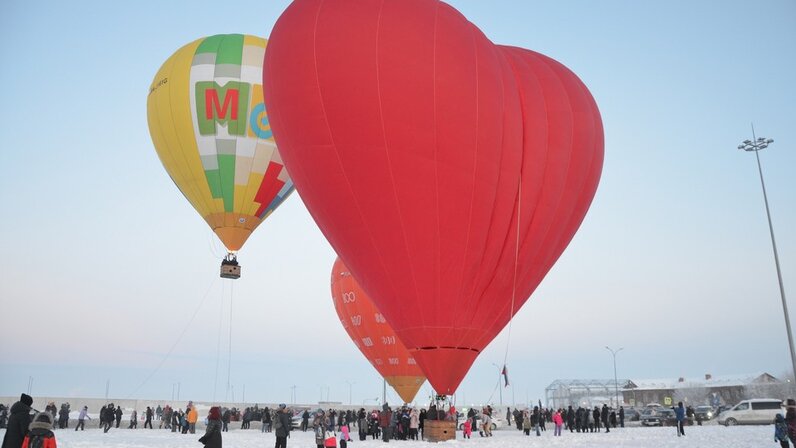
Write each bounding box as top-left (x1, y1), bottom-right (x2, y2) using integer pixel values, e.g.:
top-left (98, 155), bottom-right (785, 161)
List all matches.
top-left (264, 0), bottom-right (604, 395)
top-left (331, 257), bottom-right (426, 403)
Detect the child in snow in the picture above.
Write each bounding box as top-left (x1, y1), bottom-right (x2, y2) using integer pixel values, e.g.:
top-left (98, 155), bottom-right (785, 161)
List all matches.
top-left (22, 412), bottom-right (57, 448)
top-left (340, 424), bottom-right (351, 448)
top-left (553, 410), bottom-right (564, 436)
top-left (462, 419), bottom-right (472, 438)
top-left (775, 413), bottom-right (789, 448)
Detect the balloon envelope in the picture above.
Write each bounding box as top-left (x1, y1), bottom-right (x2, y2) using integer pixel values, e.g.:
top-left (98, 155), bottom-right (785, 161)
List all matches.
top-left (331, 257), bottom-right (426, 403)
top-left (148, 34), bottom-right (294, 252)
top-left (264, 0), bottom-right (603, 394)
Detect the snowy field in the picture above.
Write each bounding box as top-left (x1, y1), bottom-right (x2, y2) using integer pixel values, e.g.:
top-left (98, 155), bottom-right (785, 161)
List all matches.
top-left (1, 425), bottom-right (773, 448)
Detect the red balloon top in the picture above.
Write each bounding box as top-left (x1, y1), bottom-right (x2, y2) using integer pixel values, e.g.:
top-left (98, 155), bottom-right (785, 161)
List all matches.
top-left (265, 0), bottom-right (603, 394)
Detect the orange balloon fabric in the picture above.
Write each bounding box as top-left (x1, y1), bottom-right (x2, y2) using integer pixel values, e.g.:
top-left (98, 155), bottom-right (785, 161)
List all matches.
top-left (331, 257), bottom-right (426, 404)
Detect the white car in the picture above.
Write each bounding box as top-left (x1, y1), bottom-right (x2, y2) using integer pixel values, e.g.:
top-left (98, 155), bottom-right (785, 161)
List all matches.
top-left (717, 399), bottom-right (783, 426)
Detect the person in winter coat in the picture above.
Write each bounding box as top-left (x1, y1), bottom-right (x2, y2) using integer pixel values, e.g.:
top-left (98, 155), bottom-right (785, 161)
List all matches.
top-left (199, 406), bottom-right (222, 448)
top-left (129, 410), bottom-right (138, 429)
top-left (302, 410), bottom-right (311, 432)
top-left (775, 413), bottom-right (790, 448)
top-left (340, 424), bottom-right (351, 448)
top-left (75, 406), bottom-right (90, 431)
top-left (102, 404), bottom-right (114, 433)
top-left (142, 406), bottom-right (151, 429)
top-left (313, 410), bottom-right (327, 448)
top-left (786, 399), bottom-right (796, 445)
top-left (408, 409), bottom-right (419, 440)
top-left (2, 393), bottom-right (33, 448)
top-left (274, 404), bottom-right (292, 448)
top-left (379, 404), bottom-right (393, 442)
top-left (114, 405), bottom-right (123, 428)
top-left (221, 408), bottom-right (230, 432)
top-left (553, 410), bottom-right (563, 436)
top-left (530, 407), bottom-right (540, 437)
top-left (619, 406), bottom-right (625, 428)
top-left (601, 404), bottom-right (609, 433)
top-left (171, 409), bottom-right (180, 433)
top-left (673, 402), bottom-right (686, 437)
top-left (21, 413), bottom-right (56, 448)
top-left (462, 419), bottom-right (472, 439)
top-left (187, 406), bottom-right (198, 433)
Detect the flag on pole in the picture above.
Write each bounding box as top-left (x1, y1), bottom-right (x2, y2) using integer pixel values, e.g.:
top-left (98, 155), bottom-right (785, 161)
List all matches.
top-left (501, 365), bottom-right (510, 387)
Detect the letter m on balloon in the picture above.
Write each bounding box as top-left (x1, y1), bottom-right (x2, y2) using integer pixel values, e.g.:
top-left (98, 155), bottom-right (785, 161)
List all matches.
top-left (196, 81), bottom-right (250, 136)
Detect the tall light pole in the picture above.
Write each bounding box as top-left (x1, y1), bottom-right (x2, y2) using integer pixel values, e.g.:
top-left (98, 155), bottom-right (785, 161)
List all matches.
top-left (605, 346), bottom-right (623, 408)
top-left (738, 131), bottom-right (796, 378)
top-left (345, 381), bottom-right (355, 405)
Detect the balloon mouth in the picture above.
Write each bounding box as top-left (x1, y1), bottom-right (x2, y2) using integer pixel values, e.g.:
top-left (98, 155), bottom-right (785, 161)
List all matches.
top-left (417, 346), bottom-right (480, 353)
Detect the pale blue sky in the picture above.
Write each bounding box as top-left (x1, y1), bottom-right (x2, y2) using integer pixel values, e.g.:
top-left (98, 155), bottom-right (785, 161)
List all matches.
top-left (0, 0), bottom-right (794, 407)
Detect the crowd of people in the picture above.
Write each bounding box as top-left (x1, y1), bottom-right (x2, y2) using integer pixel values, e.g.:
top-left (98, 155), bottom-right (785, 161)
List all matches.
top-left (7, 392), bottom-right (796, 447)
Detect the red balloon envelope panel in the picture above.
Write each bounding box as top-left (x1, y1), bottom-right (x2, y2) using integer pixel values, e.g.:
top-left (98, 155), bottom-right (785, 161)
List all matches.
top-left (264, 0), bottom-right (604, 394)
top-left (331, 257), bottom-right (426, 403)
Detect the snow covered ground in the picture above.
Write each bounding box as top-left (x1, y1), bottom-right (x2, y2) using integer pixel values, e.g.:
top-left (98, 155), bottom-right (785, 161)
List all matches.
top-left (1, 424), bottom-right (773, 448)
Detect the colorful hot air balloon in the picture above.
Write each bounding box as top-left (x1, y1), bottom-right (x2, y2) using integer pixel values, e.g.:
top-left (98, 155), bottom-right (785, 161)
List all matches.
top-left (263, 0), bottom-right (603, 394)
top-left (148, 34), bottom-right (294, 278)
top-left (331, 257), bottom-right (426, 403)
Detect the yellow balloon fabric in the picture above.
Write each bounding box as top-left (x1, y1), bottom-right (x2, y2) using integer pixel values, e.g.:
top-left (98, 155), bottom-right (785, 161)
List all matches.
top-left (147, 34), bottom-right (294, 251)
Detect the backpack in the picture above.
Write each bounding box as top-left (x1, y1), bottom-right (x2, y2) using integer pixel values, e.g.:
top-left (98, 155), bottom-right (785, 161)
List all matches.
top-left (27, 433), bottom-right (49, 448)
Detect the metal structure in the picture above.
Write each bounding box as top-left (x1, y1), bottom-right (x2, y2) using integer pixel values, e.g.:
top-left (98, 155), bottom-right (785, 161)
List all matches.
top-left (544, 379), bottom-right (631, 409)
top-left (605, 346), bottom-right (624, 409)
top-left (738, 131), bottom-right (794, 379)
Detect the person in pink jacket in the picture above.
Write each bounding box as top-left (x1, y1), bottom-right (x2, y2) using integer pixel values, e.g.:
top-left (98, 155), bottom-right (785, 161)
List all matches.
top-left (553, 410), bottom-right (564, 436)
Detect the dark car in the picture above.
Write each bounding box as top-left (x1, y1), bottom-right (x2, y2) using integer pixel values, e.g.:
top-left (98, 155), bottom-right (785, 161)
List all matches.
top-left (623, 408), bottom-right (641, 422)
top-left (694, 406), bottom-right (715, 421)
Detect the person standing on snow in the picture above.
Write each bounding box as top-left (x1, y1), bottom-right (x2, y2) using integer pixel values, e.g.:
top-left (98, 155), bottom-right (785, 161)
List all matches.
top-left (553, 409), bottom-right (564, 436)
top-left (673, 402), bottom-right (686, 437)
top-left (601, 404), bottom-right (609, 433)
top-left (75, 406), bottom-right (90, 431)
top-left (129, 409), bottom-right (137, 429)
top-left (2, 393), bottom-right (33, 448)
top-left (274, 404), bottom-right (292, 448)
top-left (114, 405), bottom-right (123, 428)
top-left (199, 407), bottom-right (222, 448)
top-left (145, 406), bottom-right (154, 429)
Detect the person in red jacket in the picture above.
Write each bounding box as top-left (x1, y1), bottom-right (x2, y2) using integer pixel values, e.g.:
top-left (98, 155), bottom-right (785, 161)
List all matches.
top-left (22, 412), bottom-right (57, 448)
top-left (553, 410), bottom-right (564, 436)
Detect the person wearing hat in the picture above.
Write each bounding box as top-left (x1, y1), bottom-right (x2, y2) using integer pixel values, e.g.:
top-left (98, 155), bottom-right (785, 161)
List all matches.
top-left (274, 404), bottom-right (292, 448)
top-left (199, 407), bottom-right (222, 448)
top-left (20, 412), bottom-right (56, 448)
top-left (2, 393), bottom-right (33, 448)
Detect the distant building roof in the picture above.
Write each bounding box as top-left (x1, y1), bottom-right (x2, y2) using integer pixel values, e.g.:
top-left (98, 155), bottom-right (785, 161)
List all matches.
top-left (626, 372), bottom-right (780, 391)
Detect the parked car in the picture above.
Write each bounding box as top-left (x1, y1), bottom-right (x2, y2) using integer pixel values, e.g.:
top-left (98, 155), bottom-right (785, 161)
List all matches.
top-left (622, 407), bottom-right (641, 422)
top-left (718, 399), bottom-right (784, 426)
top-left (640, 408), bottom-right (664, 426)
top-left (457, 413), bottom-right (505, 431)
top-left (694, 405), bottom-right (715, 421)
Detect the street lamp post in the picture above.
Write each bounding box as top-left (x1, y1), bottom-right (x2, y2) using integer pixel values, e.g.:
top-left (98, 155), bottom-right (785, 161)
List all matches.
top-left (605, 347), bottom-right (623, 408)
top-left (738, 132), bottom-right (796, 378)
top-left (345, 381), bottom-right (355, 405)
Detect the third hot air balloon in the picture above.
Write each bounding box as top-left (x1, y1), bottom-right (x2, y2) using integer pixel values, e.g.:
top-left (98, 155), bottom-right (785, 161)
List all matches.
top-left (331, 257), bottom-right (426, 404)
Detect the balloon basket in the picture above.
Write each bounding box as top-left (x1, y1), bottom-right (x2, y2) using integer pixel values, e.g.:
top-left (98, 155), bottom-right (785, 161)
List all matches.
top-left (220, 255), bottom-right (241, 279)
top-left (424, 420), bottom-right (456, 442)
